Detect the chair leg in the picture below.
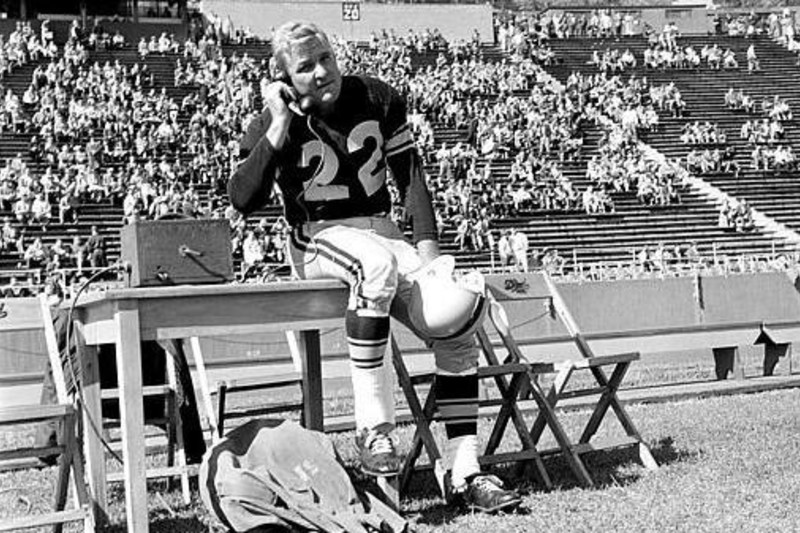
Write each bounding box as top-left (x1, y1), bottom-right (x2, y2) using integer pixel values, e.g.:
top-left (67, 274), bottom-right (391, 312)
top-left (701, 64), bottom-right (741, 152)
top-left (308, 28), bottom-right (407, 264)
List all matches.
top-left (398, 384), bottom-right (441, 494)
top-left (476, 326), bottom-right (552, 489)
top-left (164, 351), bottom-right (191, 504)
top-left (527, 368), bottom-right (594, 487)
top-left (298, 386), bottom-right (306, 428)
top-left (495, 372), bottom-right (553, 490)
top-left (217, 384), bottom-right (228, 438)
top-left (376, 476), bottom-right (400, 511)
top-left (391, 336), bottom-right (445, 496)
top-left (65, 408), bottom-right (94, 533)
top-left (582, 364), bottom-right (659, 471)
top-left (530, 362), bottom-right (574, 444)
top-left (188, 337), bottom-right (219, 443)
top-left (173, 411), bottom-right (191, 504)
top-left (53, 411), bottom-right (74, 533)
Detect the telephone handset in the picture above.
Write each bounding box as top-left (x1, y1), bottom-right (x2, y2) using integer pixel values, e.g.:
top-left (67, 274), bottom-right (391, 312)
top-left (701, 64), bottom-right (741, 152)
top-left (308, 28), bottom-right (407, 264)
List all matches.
top-left (275, 73), bottom-right (315, 116)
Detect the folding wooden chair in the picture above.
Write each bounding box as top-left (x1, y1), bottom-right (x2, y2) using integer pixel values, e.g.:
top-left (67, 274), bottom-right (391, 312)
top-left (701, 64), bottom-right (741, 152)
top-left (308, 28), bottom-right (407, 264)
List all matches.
top-left (390, 293), bottom-right (554, 498)
top-left (525, 274), bottom-right (659, 485)
top-left (393, 272), bottom-right (658, 495)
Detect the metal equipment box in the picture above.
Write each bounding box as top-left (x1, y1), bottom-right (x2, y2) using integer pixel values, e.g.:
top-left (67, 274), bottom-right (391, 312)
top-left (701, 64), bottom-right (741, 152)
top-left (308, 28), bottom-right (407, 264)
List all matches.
top-left (120, 219), bottom-right (234, 287)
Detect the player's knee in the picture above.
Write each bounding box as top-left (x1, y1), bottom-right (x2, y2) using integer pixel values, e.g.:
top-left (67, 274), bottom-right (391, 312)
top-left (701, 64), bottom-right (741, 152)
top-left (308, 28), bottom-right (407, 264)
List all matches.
top-left (354, 249), bottom-right (398, 312)
top-left (363, 248), bottom-right (398, 289)
top-left (433, 342), bottom-right (479, 375)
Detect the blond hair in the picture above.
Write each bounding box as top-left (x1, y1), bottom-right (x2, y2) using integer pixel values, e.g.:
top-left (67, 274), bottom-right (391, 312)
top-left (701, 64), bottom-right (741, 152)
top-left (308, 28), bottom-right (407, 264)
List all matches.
top-left (271, 20), bottom-right (332, 75)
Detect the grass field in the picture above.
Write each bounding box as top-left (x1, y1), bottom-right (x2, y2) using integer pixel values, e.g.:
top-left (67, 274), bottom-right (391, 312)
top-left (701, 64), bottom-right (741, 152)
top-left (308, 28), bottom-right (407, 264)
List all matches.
top-left (2, 386), bottom-right (800, 532)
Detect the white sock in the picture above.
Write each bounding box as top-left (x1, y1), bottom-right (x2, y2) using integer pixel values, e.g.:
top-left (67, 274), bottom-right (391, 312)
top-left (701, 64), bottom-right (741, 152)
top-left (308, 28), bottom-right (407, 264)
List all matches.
top-left (446, 434), bottom-right (480, 487)
top-left (351, 355), bottom-right (395, 431)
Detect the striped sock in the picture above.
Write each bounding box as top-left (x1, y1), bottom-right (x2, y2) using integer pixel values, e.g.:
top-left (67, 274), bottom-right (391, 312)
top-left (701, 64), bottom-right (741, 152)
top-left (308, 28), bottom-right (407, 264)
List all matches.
top-left (435, 373), bottom-right (480, 484)
top-left (346, 310), bottom-right (394, 431)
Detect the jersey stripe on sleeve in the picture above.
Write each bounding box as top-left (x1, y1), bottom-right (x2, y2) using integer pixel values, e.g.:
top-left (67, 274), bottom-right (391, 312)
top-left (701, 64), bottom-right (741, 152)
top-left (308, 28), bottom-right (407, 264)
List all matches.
top-left (385, 122), bottom-right (414, 158)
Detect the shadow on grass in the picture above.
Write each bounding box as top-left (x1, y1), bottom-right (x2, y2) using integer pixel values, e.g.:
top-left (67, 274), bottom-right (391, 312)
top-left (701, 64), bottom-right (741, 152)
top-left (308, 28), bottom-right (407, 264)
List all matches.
top-left (539, 436), bottom-right (695, 490)
top-left (404, 436), bottom-right (695, 526)
top-left (403, 465), bottom-right (533, 528)
top-left (95, 438), bottom-right (694, 531)
top-left (100, 517), bottom-right (209, 533)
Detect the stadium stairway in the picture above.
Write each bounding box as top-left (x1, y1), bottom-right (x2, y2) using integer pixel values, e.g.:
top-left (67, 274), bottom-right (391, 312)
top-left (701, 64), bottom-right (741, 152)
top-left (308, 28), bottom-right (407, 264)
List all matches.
top-left (424, 42), bottom-right (792, 270)
top-left (2, 33), bottom-right (799, 281)
top-left (513, 34), bottom-right (799, 267)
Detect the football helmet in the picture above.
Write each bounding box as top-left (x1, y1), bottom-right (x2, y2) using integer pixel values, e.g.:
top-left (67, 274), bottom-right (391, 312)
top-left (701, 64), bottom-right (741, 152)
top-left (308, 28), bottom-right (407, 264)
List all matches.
top-left (407, 255), bottom-right (487, 340)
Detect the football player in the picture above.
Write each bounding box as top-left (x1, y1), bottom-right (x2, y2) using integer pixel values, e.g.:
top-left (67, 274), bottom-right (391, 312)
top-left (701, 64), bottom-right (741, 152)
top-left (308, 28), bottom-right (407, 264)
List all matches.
top-left (228, 20), bottom-right (520, 513)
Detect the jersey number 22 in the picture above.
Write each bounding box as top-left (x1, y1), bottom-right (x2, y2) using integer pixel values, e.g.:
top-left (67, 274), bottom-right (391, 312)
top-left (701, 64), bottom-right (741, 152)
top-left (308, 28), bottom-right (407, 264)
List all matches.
top-left (298, 120), bottom-right (384, 201)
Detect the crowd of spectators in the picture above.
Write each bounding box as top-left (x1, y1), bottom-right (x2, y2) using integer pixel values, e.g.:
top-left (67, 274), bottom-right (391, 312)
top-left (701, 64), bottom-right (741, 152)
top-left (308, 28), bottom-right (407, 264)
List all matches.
top-left (1, 14), bottom-right (796, 298)
top-left (740, 118), bottom-right (784, 144)
top-left (649, 82), bottom-right (686, 118)
top-left (711, 10), bottom-right (794, 40)
top-left (498, 10), bottom-right (645, 41)
top-left (762, 95), bottom-right (792, 121)
top-left (0, 20), bottom-right (58, 78)
top-left (574, 244), bottom-right (797, 283)
top-left (572, 72), bottom-right (685, 210)
top-left (589, 48), bottom-right (636, 73)
top-left (750, 144), bottom-right (797, 172)
top-left (0, 19), bottom-right (259, 292)
top-left (686, 147), bottom-right (727, 175)
top-left (587, 19), bottom-right (764, 74)
top-left (643, 44), bottom-right (701, 70)
top-left (724, 88), bottom-right (757, 114)
top-left (680, 121), bottom-right (726, 145)
top-left (734, 96), bottom-right (796, 172)
top-left (718, 198), bottom-right (755, 232)
top-left (332, 33), bottom-right (591, 244)
top-left (2, 207), bottom-right (107, 279)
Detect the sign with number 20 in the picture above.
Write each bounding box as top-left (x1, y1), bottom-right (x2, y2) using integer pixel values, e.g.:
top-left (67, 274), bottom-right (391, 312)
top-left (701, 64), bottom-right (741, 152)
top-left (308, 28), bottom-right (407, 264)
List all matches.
top-left (342, 2), bottom-right (361, 21)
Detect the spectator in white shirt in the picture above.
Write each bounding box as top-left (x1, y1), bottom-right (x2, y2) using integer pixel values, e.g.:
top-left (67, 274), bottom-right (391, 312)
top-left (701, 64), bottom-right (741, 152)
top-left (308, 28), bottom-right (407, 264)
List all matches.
top-left (510, 229), bottom-right (530, 273)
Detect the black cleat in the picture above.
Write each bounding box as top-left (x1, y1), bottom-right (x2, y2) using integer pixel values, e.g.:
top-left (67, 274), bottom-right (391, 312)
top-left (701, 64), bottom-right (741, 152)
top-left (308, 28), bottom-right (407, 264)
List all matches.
top-left (355, 428), bottom-right (402, 477)
top-left (448, 473), bottom-right (522, 514)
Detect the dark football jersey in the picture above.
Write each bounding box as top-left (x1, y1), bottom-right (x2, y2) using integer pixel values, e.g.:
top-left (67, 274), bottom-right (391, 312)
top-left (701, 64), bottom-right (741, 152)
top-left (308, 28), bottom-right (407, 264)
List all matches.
top-left (231, 75), bottom-right (437, 238)
top-left (277, 76), bottom-right (413, 224)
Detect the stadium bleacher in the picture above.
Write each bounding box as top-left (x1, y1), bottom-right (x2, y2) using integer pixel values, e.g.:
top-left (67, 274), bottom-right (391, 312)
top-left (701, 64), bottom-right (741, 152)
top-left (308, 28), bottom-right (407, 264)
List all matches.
top-left (0, 14), bottom-right (799, 297)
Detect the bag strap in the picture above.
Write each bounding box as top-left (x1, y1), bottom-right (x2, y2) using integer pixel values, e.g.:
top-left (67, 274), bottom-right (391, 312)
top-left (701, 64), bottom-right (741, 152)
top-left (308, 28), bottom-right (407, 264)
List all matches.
top-left (229, 493), bottom-right (316, 531)
top-left (254, 469), bottom-right (358, 533)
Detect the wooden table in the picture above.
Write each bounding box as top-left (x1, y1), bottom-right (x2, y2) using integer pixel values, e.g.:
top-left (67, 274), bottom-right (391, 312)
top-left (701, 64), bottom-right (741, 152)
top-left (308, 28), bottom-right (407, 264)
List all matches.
top-left (72, 281), bottom-right (348, 533)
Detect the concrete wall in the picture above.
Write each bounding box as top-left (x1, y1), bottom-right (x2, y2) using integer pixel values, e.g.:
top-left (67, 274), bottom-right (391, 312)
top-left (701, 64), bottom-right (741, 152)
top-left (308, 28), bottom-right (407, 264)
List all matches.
top-left (4, 271), bottom-right (799, 383)
top-left (200, 0), bottom-right (494, 42)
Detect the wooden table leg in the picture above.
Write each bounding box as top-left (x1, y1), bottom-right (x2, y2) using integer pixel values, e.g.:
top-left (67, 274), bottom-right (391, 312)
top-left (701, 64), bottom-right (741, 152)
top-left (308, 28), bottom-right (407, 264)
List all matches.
top-left (299, 329), bottom-right (323, 431)
top-left (115, 300), bottom-right (149, 533)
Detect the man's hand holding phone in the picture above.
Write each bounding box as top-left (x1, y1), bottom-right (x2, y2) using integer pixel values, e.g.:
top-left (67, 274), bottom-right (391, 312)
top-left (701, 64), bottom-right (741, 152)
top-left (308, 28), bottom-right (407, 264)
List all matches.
top-left (263, 79), bottom-right (315, 151)
top-left (263, 80), bottom-right (298, 150)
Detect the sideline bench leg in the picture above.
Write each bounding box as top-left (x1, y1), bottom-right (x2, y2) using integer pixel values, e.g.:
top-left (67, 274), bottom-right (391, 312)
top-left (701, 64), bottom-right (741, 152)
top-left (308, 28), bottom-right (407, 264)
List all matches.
top-left (763, 342), bottom-right (789, 377)
top-left (713, 346), bottom-right (743, 380)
